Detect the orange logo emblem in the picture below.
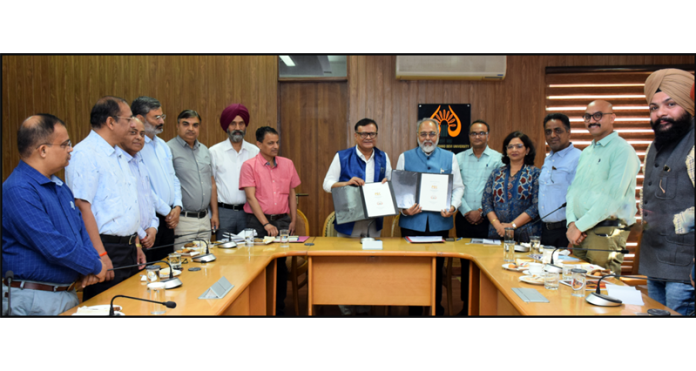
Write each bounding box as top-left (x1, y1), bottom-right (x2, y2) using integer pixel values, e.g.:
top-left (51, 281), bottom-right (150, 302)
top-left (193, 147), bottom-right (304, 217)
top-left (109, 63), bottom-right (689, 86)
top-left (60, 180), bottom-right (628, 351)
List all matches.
top-left (430, 105), bottom-right (462, 137)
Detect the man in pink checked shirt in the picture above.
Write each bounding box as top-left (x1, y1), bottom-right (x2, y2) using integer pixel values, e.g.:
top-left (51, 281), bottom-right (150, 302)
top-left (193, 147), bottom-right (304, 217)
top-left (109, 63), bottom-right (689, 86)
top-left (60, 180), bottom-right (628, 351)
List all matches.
top-left (239, 126), bottom-right (301, 316)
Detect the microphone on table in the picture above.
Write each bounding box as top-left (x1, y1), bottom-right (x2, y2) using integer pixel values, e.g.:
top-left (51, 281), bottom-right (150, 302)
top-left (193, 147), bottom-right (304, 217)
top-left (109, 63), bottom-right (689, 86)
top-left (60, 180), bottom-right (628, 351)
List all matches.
top-left (582, 273), bottom-right (682, 308)
top-left (109, 295), bottom-right (176, 316)
top-left (360, 218), bottom-right (378, 244)
top-left (4, 271), bottom-right (14, 316)
top-left (109, 260), bottom-right (182, 289)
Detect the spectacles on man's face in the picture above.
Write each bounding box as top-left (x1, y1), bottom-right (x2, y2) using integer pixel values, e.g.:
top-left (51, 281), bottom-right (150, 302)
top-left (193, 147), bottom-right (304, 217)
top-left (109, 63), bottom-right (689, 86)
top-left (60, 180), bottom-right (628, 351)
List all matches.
top-left (153, 114), bottom-right (166, 121)
top-left (469, 131), bottom-right (488, 137)
top-left (114, 116), bottom-right (136, 124)
top-left (419, 131), bottom-right (439, 139)
top-left (356, 132), bottom-right (378, 139)
top-left (36, 139), bottom-right (72, 150)
top-left (582, 112), bottom-right (613, 122)
top-left (506, 143), bottom-right (525, 150)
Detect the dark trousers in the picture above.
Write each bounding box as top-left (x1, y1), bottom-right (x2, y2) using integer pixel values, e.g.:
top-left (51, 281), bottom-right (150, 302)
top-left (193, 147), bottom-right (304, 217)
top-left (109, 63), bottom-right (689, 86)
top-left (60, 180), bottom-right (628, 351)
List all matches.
top-left (541, 223), bottom-right (569, 248)
top-left (455, 212), bottom-right (489, 316)
top-left (83, 239), bottom-right (138, 301)
top-left (246, 213), bottom-right (290, 316)
top-left (401, 223), bottom-right (449, 316)
top-left (147, 213), bottom-right (175, 263)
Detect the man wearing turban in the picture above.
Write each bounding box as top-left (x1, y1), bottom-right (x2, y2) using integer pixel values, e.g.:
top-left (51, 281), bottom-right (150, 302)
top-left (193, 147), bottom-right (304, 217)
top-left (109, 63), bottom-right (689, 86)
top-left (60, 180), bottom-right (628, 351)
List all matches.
top-left (640, 68), bottom-right (695, 316)
top-left (209, 104), bottom-right (260, 240)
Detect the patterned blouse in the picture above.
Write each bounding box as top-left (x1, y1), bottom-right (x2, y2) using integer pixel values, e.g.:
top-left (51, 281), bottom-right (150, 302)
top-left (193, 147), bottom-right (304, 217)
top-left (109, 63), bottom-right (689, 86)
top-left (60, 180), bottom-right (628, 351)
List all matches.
top-left (481, 164), bottom-right (541, 241)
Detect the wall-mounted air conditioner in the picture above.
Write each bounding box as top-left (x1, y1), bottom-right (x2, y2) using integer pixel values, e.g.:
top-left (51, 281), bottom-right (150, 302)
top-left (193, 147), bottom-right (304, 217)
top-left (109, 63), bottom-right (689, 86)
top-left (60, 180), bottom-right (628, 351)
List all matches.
top-left (396, 55), bottom-right (506, 81)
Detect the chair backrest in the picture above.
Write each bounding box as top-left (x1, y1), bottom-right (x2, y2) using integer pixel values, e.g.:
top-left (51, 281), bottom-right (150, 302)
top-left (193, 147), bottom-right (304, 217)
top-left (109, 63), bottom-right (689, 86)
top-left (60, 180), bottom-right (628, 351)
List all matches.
top-left (323, 212), bottom-right (338, 237)
top-left (296, 209), bottom-right (310, 236)
top-left (390, 214), bottom-right (401, 237)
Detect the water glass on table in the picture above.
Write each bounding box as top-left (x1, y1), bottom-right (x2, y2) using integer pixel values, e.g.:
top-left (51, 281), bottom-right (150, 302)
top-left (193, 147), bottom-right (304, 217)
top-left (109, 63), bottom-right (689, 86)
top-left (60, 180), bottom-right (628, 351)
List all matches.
top-left (147, 282), bottom-right (166, 315)
top-left (530, 236), bottom-right (541, 261)
top-left (146, 265), bottom-right (160, 282)
top-left (244, 228), bottom-right (255, 248)
top-left (280, 229), bottom-right (290, 248)
top-left (571, 268), bottom-right (587, 297)
top-left (562, 264), bottom-right (575, 281)
top-left (168, 252), bottom-right (182, 270)
top-left (503, 228), bottom-right (515, 263)
top-left (544, 270), bottom-right (560, 290)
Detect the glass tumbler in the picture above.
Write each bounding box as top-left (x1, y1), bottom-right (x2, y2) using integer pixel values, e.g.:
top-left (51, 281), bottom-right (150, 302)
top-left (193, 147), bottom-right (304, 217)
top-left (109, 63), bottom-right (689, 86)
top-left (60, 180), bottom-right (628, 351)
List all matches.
top-left (147, 282), bottom-right (166, 315)
top-left (280, 229), bottom-right (290, 248)
top-left (571, 268), bottom-right (587, 297)
top-left (503, 228), bottom-right (515, 263)
top-left (544, 270), bottom-right (560, 290)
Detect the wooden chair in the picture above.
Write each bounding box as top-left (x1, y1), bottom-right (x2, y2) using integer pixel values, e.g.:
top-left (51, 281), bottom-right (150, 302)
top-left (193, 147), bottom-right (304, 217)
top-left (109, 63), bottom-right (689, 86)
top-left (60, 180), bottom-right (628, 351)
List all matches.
top-left (390, 213), bottom-right (454, 316)
top-left (619, 226), bottom-right (647, 287)
top-left (322, 212), bottom-right (339, 237)
top-left (286, 209), bottom-right (310, 315)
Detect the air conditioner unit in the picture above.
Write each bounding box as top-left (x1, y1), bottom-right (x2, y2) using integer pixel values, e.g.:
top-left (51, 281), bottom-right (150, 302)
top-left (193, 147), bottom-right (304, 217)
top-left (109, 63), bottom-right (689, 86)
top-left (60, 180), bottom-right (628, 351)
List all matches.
top-left (396, 56), bottom-right (506, 81)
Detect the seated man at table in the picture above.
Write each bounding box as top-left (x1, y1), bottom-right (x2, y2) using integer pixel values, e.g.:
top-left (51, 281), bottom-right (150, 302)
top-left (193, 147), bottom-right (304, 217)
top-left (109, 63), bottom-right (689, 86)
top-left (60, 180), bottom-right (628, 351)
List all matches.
top-left (240, 126), bottom-right (301, 316)
top-left (396, 118), bottom-right (464, 316)
top-left (2, 114), bottom-right (105, 315)
top-left (323, 118), bottom-right (392, 316)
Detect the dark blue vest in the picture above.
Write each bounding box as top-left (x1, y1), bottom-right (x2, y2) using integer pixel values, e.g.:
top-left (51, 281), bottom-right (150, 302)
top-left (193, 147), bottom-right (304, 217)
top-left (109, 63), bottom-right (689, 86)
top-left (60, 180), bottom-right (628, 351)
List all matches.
top-left (334, 147), bottom-right (387, 235)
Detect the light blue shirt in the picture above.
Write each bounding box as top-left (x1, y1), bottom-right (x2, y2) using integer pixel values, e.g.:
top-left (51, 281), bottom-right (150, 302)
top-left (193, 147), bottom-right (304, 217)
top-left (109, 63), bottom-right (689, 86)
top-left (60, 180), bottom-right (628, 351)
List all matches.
top-left (65, 130), bottom-right (140, 236)
top-left (141, 135), bottom-right (183, 215)
top-left (566, 131), bottom-right (640, 232)
top-left (455, 146), bottom-right (503, 215)
top-left (121, 149), bottom-right (159, 239)
top-left (539, 143), bottom-right (581, 223)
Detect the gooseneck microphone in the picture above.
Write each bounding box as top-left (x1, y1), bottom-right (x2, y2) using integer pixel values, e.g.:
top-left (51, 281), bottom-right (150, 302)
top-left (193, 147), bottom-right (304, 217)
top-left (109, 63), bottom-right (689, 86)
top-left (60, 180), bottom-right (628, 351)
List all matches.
top-left (109, 295), bottom-right (176, 316)
top-left (585, 274), bottom-right (623, 307)
top-left (537, 202), bottom-right (567, 223)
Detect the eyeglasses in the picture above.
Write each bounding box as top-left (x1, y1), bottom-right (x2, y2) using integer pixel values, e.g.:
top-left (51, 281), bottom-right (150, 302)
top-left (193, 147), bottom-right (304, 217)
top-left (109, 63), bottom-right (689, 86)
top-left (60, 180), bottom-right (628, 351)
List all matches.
top-left (582, 112), bottom-right (613, 122)
top-left (154, 114), bottom-right (166, 121)
top-left (356, 132), bottom-right (378, 139)
top-left (506, 143), bottom-right (525, 150)
top-left (36, 139), bottom-right (72, 150)
top-left (469, 131), bottom-right (488, 137)
top-left (419, 131), bottom-right (439, 138)
top-left (114, 116), bottom-right (136, 123)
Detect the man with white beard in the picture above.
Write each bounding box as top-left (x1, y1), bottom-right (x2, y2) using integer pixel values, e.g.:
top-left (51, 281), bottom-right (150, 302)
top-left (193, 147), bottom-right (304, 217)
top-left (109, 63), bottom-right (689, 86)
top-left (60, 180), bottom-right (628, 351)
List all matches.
top-left (396, 118), bottom-right (464, 316)
top-left (209, 103), bottom-right (259, 240)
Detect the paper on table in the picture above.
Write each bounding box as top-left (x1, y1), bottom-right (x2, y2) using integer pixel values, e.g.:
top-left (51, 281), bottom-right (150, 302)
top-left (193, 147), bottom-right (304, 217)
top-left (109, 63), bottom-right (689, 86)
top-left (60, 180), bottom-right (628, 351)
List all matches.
top-left (606, 284), bottom-right (645, 306)
top-left (406, 236), bottom-right (444, 243)
top-left (418, 173), bottom-right (451, 212)
top-left (469, 238), bottom-right (501, 245)
top-left (363, 182), bottom-right (397, 217)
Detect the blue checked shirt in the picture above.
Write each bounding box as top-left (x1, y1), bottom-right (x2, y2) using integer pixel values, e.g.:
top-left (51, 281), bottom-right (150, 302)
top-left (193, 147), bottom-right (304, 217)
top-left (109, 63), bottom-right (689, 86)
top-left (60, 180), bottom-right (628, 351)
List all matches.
top-left (65, 130), bottom-right (140, 236)
top-left (141, 135), bottom-right (183, 215)
top-left (2, 161), bottom-right (102, 284)
top-left (455, 146), bottom-right (503, 215)
top-left (538, 143), bottom-right (581, 223)
top-left (121, 148), bottom-right (159, 239)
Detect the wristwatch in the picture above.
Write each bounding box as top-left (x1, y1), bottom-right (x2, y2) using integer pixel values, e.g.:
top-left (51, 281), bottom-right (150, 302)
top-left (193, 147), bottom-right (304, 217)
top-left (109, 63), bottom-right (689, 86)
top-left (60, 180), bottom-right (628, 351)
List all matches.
top-left (511, 222), bottom-right (517, 229)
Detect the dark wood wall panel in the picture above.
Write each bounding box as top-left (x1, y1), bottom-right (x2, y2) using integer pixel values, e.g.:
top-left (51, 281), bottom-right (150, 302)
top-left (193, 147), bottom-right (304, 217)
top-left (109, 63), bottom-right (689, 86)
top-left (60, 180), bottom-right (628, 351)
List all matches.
top-left (279, 82), bottom-right (348, 237)
top-left (2, 55), bottom-right (278, 181)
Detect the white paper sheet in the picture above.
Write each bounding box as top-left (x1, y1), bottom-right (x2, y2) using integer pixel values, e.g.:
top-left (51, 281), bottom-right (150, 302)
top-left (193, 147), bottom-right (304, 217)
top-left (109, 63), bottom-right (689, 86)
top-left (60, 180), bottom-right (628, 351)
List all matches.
top-left (418, 173), bottom-right (450, 212)
top-left (362, 182), bottom-right (396, 217)
top-left (406, 236), bottom-right (444, 243)
top-left (606, 284), bottom-right (645, 306)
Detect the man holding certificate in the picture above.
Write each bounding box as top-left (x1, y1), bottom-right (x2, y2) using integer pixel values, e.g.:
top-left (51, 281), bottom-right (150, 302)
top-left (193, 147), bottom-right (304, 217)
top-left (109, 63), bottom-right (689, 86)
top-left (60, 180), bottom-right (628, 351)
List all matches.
top-left (323, 118), bottom-right (392, 237)
top-left (323, 118), bottom-right (392, 316)
top-left (396, 118), bottom-right (464, 316)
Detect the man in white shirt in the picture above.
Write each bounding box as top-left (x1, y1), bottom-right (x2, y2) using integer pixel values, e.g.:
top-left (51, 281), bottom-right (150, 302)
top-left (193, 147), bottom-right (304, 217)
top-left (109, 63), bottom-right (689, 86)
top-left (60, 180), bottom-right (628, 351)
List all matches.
top-left (131, 96), bottom-right (183, 262)
top-left (323, 118), bottom-right (392, 316)
top-left (323, 118), bottom-right (392, 237)
top-left (396, 118), bottom-right (464, 316)
top-left (210, 103), bottom-right (259, 240)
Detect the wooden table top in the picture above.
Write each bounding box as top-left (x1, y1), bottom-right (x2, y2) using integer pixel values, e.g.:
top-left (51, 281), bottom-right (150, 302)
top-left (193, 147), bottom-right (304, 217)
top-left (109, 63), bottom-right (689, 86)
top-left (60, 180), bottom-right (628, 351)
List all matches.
top-left (61, 237), bottom-right (677, 316)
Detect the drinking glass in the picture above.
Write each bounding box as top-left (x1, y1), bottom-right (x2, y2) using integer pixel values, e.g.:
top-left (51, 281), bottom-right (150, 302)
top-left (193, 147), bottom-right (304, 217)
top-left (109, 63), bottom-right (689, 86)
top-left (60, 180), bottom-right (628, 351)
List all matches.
top-left (147, 282), bottom-right (166, 315)
top-left (544, 270), bottom-right (560, 290)
top-left (503, 228), bottom-right (515, 263)
top-left (530, 236), bottom-right (541, 262)
top-left (562, 264), bottom-right (575, 281)
top-left (280, 229), bottom-right (290, 248)
top-left (146, 265), bottom-right (160, 282)
top-left (571, 268), bottom-right (587, 297)
top-left (244, 228), bottom-right (255, 248)
top-left (168, 253), bottom-right (182, 270)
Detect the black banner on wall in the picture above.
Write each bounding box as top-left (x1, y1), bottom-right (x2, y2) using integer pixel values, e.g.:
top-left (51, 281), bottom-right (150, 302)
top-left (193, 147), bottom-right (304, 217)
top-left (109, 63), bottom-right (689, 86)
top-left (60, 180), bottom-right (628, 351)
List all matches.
top-left (417, 104), bottom-right (471, 154)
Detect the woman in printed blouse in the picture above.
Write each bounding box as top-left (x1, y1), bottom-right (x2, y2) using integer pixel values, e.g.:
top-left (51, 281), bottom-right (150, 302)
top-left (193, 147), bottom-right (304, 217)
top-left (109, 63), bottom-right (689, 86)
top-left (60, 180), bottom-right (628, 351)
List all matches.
top-left (482, 131), bottom-right (541, 241)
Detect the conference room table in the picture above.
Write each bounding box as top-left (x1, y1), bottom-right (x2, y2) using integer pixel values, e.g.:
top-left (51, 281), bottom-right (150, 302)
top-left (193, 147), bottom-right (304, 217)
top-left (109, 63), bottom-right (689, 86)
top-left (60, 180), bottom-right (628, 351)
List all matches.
top-left (61, 237), bottom-right (678, 316)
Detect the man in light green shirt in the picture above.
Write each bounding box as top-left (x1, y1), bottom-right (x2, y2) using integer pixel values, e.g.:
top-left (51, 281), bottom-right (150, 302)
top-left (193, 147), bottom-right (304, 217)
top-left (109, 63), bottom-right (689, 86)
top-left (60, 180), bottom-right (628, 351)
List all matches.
top-left (566, 100), bottom-right (640, 274)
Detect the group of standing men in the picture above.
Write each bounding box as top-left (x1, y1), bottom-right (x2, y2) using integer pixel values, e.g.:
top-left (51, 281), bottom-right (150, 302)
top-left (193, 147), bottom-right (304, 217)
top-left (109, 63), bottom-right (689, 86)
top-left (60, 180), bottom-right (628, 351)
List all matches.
top-left (2, 69), bottom-right (693, 316)
top-left (2, 96), bottom-right (300, 316)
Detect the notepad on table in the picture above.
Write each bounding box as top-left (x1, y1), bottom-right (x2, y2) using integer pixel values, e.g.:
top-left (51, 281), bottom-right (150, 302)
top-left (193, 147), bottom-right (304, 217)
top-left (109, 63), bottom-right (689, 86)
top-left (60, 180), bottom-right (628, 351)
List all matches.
top-left (405, 236), bottom-right (444, 243)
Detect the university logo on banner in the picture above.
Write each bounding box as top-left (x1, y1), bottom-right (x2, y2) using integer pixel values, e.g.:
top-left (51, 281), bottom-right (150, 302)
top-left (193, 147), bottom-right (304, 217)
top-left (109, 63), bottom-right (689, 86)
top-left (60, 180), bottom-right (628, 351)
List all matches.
top-left (417, 104), bottom-right (471, 154)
